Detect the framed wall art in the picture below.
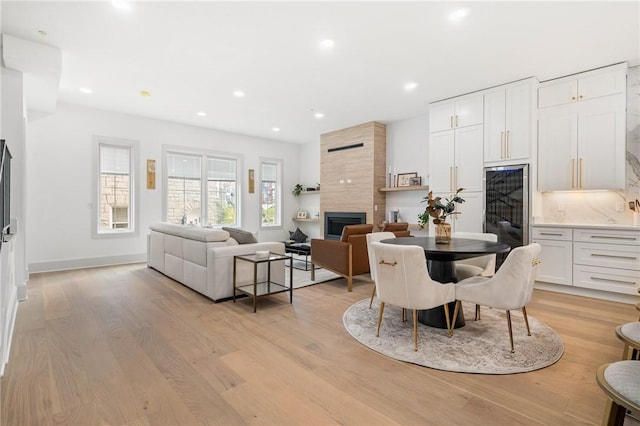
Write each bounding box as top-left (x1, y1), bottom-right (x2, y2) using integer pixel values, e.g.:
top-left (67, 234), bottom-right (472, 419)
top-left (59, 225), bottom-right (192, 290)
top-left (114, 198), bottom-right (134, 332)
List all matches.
top-left (396, 172), bottom-right (418, 187)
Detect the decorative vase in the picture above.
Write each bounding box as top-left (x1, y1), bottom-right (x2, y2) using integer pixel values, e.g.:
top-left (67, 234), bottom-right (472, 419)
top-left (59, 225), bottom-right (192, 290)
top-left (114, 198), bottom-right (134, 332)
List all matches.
top-left (435, 222), bottom-right (451, 244)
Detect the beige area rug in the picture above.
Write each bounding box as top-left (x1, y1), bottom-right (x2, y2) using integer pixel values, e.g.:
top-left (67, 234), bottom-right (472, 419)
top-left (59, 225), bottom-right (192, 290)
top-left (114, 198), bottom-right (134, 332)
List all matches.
top-left (343, 299), bottom-right (564, 374)
top-left (284, 253), bottom-right (342, 289)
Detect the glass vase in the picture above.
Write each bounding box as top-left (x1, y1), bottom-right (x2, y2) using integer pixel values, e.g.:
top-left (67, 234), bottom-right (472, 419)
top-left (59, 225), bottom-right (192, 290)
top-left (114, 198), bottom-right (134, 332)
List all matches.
top-left (435, 222), bottom-right (451, 244)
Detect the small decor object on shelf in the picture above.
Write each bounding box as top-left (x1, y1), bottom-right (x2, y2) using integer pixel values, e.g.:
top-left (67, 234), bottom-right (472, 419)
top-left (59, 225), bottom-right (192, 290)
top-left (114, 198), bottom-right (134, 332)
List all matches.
top-left (409, 176), bottom-right (422, 186)
top-left (418, 188), bottom-right (465, 243)
top-left (293, 184), bottom-right (303, 196)
top-left (296, 211), bottom-right (308, 219)
top-left (396, 172), bottom-right (418, 187)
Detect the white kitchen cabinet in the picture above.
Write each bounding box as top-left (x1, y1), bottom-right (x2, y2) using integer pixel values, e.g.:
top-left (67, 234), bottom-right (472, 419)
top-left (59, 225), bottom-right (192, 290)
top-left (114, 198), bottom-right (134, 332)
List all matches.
top-left (538, 95), bottom-right (626, 191)
top-left (531, 227), bottom-right (573, 286)
top-left (532, 225), bottom-right (640, 296)
top-left (538, 64), bottom-right (626, 108)
top-left (429, 94), bottom-right (484, 133)
top-left (429, 125), bottom-right (484, 194)
top-left (484, 79), bottom-right (536, 163)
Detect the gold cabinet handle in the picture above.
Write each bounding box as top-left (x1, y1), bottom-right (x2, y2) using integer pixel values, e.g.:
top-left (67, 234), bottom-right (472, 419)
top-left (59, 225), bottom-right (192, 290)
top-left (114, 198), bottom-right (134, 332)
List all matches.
top-left (455, 166), bottom-right (459, 189)
top-left (571, 158), bottom-right (575, 188)
top-left (506, 130), bottom-right (511, 158)
top-left (571, 96), bottom-right (576, 100)
top-left (455, 115), bottom-right (459, 127)
top-left (500, 131), bottom-right (504, 159)
top-left (450, 116), bottom-right (453, 129)
top-left (449, 166), bottom-right (453, 191)
top-left (579, 158), bottom-right (583, 188)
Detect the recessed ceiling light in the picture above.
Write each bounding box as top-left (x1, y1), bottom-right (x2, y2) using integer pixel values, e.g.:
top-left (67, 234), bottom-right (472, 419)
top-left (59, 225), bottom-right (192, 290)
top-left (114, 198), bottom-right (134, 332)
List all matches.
top-left (272, 127), bottom-right (280, 132)
top-left (449, 8), bottom-right (470, 22)
top-left (79, 87), bottom-right (93, 94)
top-left (319, 39), bottom-right (335, 50)
top-left (197, 111), bottom-right (207, 117)
top-left (111, 0), bottom-right (132, 10)
top-left (233, 90), bottom-right (245, 98)
top-left (140, 90), bottom-right (151, 98)
top-left (404, 82), bottom-right (418, 91)
top-left (314, 112), bottom-right (324, 119)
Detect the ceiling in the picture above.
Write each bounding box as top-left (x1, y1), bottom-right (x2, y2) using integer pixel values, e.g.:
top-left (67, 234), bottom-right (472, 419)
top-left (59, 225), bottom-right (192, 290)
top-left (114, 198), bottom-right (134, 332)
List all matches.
top-left (2, 1), bottom-right (639, 144)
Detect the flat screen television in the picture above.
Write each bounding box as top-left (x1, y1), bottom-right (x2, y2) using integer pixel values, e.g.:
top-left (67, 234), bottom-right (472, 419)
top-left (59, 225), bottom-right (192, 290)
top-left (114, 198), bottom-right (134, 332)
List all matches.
top-left (0, 139), bottom-right (12, 236)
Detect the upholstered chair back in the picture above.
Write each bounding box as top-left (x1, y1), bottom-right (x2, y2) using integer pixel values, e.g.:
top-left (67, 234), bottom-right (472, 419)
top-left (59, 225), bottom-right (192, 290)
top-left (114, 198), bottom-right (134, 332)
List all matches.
top-left (340, 224), bottom-right (374, 242)
top-left (366, 232), bottom-right (396, 283)
top-left (457, 243), bottom-right (541, 310)
top-left (452, 232), bottom-right (498, 278)
top-left (382, 222), bottom-right (411, 237)
top-left (371, 242), bottom-right (455, 311)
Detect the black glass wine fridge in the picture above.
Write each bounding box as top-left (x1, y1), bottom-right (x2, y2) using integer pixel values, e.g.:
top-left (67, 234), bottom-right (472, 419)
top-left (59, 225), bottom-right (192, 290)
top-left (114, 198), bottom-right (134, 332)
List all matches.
top-left (484, 164), bottom-right (529, 269)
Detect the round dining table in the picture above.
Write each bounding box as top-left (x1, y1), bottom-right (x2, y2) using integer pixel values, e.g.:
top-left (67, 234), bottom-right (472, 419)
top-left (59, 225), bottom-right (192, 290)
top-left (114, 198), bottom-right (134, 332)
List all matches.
top-left (381, 236), bottom-right (511, 329)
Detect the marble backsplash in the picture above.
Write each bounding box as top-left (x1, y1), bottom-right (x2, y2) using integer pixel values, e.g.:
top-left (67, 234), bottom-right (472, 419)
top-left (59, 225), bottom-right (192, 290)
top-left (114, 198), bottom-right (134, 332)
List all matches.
top-left (538, 65), bottom-right (640, 227)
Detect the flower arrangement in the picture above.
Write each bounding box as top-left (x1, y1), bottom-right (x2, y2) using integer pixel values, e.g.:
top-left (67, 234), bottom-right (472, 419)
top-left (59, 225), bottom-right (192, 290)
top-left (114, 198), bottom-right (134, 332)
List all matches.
top-left (418, 188), bottom-right (465, 228)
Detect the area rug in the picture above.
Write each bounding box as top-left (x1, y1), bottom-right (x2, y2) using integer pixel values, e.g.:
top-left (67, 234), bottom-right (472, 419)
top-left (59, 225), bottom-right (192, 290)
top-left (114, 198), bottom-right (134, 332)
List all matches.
top-left (343, 299), bottom-right (564, 374)
top-left (285, 254), bottom-right (341, 289)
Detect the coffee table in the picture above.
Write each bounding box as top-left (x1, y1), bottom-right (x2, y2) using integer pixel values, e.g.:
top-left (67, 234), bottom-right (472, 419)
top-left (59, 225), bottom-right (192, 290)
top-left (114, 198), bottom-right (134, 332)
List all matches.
top-left (232, 252), bottom-right (293, 312)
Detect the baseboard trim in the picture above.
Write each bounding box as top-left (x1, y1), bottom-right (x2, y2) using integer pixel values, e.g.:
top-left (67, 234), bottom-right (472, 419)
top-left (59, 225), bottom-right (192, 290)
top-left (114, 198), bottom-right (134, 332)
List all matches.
top-left (29, 253), bottom-right (147, 274)
top-left (534, 281), bottom-right (638, 305)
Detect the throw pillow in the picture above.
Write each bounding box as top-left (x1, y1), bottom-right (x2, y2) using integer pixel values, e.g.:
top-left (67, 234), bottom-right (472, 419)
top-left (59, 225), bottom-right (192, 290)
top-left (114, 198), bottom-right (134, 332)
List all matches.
top-left (222, 227), bottom-right (257, 244)
top-left (290, 227), bottom-right (308, 244)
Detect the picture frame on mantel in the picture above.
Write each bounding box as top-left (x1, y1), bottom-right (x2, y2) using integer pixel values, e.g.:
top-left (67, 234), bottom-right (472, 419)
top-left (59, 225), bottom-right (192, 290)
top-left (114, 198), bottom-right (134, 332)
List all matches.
top-left (409, 176), bottom-right (422, 186)
top-left (397, 172), bottom-right (418, 187)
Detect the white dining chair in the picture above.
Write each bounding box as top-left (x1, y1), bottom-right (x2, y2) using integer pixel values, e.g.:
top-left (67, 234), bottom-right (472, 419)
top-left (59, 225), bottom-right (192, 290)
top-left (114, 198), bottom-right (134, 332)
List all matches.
top-left (366, 232), bottom-right (396, 308)
top-left (371, 242), bottom-right (456, 351)
top-left (452, 243), bottom-right (542, 352)
top-left (452, 231), bottom-right (498, 320)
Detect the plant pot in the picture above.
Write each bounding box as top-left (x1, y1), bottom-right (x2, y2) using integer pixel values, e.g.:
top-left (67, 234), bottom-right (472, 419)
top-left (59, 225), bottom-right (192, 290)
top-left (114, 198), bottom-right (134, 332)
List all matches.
top-left (435, 222), bottom-right (451, 244)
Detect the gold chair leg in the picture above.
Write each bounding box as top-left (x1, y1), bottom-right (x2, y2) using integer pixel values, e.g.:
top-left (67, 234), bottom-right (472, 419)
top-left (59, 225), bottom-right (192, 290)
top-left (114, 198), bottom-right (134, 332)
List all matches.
top-left (376, 302), bottom-right (385, 337)
top-left (522, 306), bottom-right (531, 336)
top-left (443, 303), bottom-right (452, 337)
top-left (369, 283), bottom-right (376, 309)
top-left (506, 310), bottom-right (515, 353)
top-left (475, 304), bottom-right (481, 321)
top-left (451, 301), bottom-right (461, 337)
top-left (413, 309), bottom-right (418, 351)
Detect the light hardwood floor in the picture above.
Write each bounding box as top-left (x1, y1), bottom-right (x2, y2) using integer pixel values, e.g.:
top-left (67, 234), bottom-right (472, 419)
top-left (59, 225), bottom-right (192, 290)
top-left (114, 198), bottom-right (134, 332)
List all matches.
top-left (1, 263), bottom-right (636, 425)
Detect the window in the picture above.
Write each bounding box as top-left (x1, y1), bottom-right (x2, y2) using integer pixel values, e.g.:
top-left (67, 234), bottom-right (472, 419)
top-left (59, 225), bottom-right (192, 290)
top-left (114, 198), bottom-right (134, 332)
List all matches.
top-left (94, 137), bottom-right (138, 236)
top-left (260, 160), bottom-right (281, 227)
top-left (164, 148), bottom-right (240, 226)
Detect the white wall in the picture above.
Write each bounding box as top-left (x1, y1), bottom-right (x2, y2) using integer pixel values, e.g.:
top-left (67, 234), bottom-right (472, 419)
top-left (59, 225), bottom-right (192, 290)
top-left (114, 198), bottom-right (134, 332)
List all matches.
top-left (385, 114), bottom-right (429, 226)
top-left (26, 103), bottom-right (301, 271)
top-left (293, 141), bottom-right (321, 238)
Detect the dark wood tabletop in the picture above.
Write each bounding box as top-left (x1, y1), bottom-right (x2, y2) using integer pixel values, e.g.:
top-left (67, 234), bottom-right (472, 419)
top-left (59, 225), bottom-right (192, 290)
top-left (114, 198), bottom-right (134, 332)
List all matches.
top-left (380, 237), bottom-right (511, 262)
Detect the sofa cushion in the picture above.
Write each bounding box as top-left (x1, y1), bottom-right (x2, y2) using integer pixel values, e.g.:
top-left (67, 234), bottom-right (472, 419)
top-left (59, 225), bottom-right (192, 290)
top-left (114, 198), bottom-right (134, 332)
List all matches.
top-left (222, 227), bottom-right (257, 244)
top-left (182, 227), bottom-right (229, 242)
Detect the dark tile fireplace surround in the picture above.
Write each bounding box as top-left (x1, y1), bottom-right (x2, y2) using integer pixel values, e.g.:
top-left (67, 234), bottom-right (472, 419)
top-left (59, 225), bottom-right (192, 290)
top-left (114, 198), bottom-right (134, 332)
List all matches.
top-left (324, 212), bottom-right (366, 240)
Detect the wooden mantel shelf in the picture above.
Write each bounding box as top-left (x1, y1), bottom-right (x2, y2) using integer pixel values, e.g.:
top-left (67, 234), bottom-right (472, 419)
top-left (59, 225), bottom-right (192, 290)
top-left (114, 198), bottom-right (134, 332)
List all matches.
top-left (379, 185), bottom-right (429, 193)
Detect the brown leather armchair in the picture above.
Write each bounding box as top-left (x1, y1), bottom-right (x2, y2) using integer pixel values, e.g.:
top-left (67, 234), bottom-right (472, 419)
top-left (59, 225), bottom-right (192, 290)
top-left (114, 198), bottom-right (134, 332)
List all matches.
top-left (382, 222), bottom-right (411, 237)
top-left (310, 224), bottom-right (373, 292)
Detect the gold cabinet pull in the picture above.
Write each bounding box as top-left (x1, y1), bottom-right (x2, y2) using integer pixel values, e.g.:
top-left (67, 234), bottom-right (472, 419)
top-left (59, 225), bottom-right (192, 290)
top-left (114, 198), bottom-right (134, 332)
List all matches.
top-left (500, 131), bottom-right (504, 159)
top-left (449, 166), bottom-right (453, 191)
top-left (450, 116), bottom-right (453, 128)
top-left (455, 115), bottom-right (459, 127)
top-left (571, 159), bottom-right (575, 188)
top-left (579, 158), bottom-right (584, 188)
top-left (455, 166), bottom-right (459, 189)
top-left (506, 130), bottom-right (511, 158)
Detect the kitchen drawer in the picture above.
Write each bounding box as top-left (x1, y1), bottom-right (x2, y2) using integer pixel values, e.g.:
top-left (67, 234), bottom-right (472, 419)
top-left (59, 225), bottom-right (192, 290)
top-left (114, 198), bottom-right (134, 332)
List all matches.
top-left (573, 265), bottom-right (640, 295)
top-left (531, 227), bottom-right (572, 241)
top-left (573, 228), bottom-right (640, 246)
top-left (573, 242), bottom-right (640, 271)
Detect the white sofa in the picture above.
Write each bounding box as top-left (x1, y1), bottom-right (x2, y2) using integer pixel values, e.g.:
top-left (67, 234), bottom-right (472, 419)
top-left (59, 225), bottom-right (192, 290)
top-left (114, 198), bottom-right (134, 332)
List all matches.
top-left (147, 222), bottom-right (285, 301)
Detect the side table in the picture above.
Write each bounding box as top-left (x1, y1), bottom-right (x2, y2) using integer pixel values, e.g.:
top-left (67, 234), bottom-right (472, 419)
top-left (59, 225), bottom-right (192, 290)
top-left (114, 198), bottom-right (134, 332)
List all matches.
top-left (233, 252), bottom-right (293, 312)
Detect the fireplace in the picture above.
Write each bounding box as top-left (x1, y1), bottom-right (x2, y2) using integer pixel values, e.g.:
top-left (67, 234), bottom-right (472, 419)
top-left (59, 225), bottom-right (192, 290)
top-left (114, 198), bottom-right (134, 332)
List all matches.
top-left (324, 212), bottom-right (366, 240)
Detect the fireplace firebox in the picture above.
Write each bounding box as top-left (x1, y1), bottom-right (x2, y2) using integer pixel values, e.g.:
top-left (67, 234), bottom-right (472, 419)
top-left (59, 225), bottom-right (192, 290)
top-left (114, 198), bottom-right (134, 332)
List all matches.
top-left (324, 212), bottom-right (366, 240)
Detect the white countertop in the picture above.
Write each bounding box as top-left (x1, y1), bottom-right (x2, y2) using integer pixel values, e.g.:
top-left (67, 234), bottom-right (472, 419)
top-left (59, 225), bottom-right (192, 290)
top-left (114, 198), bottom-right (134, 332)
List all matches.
top-left (532, 222), bottom-right (640, 231)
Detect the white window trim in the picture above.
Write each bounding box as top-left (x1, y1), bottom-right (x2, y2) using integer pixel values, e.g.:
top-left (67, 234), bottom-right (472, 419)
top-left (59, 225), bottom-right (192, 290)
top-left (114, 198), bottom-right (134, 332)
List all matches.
top-left (92, 135), bottom-right (139, 238)
top-left (162, 145), bottom-right (244, 227)
top-left (259, 157), bottom-right (283, 230)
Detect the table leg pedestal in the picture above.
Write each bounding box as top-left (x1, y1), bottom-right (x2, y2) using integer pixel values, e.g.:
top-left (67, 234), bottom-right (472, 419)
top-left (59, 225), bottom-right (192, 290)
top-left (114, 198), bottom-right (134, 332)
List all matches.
top-left (419, 259), bottom-right (466, 329)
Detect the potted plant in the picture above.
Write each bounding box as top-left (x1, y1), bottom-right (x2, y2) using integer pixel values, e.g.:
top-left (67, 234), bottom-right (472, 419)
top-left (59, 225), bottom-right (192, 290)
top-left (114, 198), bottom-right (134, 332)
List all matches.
top-left (292, 184), bottom-right (304, 197)
top-left (418, 188), bottom-right (465, 243)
